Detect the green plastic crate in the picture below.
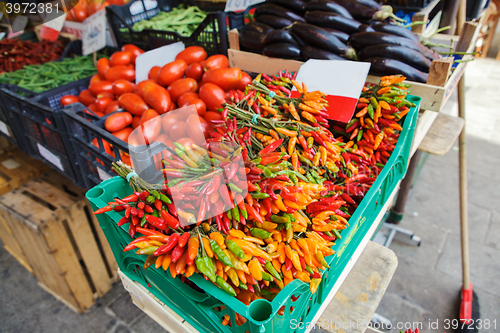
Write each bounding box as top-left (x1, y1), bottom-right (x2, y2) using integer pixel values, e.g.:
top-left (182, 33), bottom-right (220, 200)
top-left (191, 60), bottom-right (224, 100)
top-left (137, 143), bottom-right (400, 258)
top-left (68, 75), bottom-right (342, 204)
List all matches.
top-left (87, 96), bottom-right (420, 333)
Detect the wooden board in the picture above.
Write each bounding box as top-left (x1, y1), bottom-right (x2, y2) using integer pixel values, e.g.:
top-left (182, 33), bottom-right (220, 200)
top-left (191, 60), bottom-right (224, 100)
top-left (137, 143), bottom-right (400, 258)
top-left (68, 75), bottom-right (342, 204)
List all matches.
top-left (0, 149), bottom-right (49, 196)
top-left (0, 209), bottom-right (32, 274)
top-left (411, 110), bottom-right (439, 156)
top-left (418, 113), bottom-right (464, 155)
top-left (318, 242), bottom-right (397, 333)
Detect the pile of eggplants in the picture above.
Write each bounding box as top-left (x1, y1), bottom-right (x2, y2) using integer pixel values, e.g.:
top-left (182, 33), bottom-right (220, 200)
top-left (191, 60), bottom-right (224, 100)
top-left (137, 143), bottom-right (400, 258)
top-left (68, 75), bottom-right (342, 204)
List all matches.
top-left (239, 0), bottom-right (440, 83)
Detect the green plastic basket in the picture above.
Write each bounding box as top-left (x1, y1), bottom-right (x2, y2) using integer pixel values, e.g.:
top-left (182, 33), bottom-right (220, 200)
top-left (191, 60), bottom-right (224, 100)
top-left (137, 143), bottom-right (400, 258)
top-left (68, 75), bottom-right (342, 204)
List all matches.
top-left (87, 96), bottom-right (420, 333)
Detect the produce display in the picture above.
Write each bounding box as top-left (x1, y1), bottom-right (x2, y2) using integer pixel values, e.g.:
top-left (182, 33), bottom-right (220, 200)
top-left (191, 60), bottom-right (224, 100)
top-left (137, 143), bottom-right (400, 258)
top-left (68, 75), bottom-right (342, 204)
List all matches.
top-left (92, 43), bottom-right (415, 325)
top-left (66, 0), bottom-right (128, 22)
top-left (131, 5), bottom-right (208, 36)
top-left (0, 55), bottom-right (98, 93)
top-left (240, 0), bottom-right (440, 82)
top-left (0, 39), bottom-right (67, 74)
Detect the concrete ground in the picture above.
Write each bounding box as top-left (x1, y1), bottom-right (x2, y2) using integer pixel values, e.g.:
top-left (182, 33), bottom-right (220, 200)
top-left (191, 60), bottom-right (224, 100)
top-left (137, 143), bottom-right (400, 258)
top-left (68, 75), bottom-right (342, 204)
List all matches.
top-left (1, 58), bottom-right (500, 333)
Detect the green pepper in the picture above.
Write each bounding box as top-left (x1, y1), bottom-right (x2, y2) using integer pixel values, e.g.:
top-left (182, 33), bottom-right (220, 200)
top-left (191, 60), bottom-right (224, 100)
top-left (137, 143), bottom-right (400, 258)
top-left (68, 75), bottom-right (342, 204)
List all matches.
top-left (239, 281), bottom-right (248, 290)
top-left (226, 239), bottom-right (245, 259)
top-left (265, 261), bottom-right (282, 282)
top-left (306, 172), bottom-right (317, 184)
top-left (378, 96), bottom-right (398, 104)
top-left (311, 171), bottom-right (323, 184)
top-left (209, 239), bottom-right (234, 268)
top-left (136, 246), bottom-right (159, 256)
top-left (370, 97), bottom-right (378, 110)
top-left (345, 118), bottom-right (357, 129)
top-left (275, 170), bottom-right (308, 182)
top-left (261, 271), bottom-right (274, 282)
top-left (285, 221), bottom-right (291, 230)
top-left (216, 276), bottom-right (237, 296)
top-left (393, 82), bottom-right (411, 88)
top-left (196, 256), bottom-right (216, 282)
top-left (331, 229), bottom-right (342, 240)
top-left (146, 195), bottom-right (155, 204)
top-left (283, 213), bottom-right (295, 222)
top-left (227, 251), bottom-right (248, 272)
top-left (140, 216), bottom-right (147, 227)
top-left (367, 104), bottom-right (374, 119)
top-left (239, 205), bottom-right (248, 219)
top-left (298, 154), bottom-right (313, 167)
top-left (160, 193), bottom-right (171, 204)
top-left (251, 192), bottom-right (270, 199)
top-left (232, 205), bottom-right (240, 222)
top-left (267, 163), bottom-right (287, 172)
top-left (307, 137), bottom-right (314, 148)
top-left (305, 265), bottom-right (314, 275)
top-left (258, 165), bottom-right (274, 178)
top-left (251, 157), bottom-right (262, 164)
top-left (227, 208), bottom-right (233, 220)
top-left (357, 129), bottom-right (364, 142)
top-left (250, 228), bottom-right (272, 239)
top-left (271, 215), bottom-right (289, 223)
top-left (376, 162), bottom-right (385, 168)
top-left (228, 183), bottom-right (242, 193)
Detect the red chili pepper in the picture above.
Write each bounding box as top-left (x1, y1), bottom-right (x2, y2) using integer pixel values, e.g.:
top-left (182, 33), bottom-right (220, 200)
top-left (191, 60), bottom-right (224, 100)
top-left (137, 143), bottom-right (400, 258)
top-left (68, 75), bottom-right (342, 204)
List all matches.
top-left (136, 227), bottom-right (161, 236)
top-left (160, 210), bottom-right (179, 229)
top-left (256, 257), bottom-right (266, 265)
top-left (93, 205), bottom-right (113, 214)
top-left (122, 194), bottom-right (139, 203)
top-left (346, 120), bottom-right (360, 133)
top-left (139, 190), bottom-right (149, 201)
top-left (129, 223), bottom-right (136, 238)
top-left (197, 197), bottom-right (208, 223)
top-left (341, 192), bottom-right (357, 205)
top-left (222, 212), bottom-right (231, 232)
top-left (262, 198), bottom-right (272, 220)
top-left (178, 232), bottom-right (191, 247)
top-left (285, 257), bottom-right (292, 271)
top-left (299, 257), bottom-right (306, 269)
top-left (154, 199), bottom-right (162, 211)
top-left (117, 216), bottom-right (130, 227)
top-left (219, 185), bottom-right (234, 209)
top-left (215, 214), bottom-right (223, 231)
top-left (260, 138), bottom-right (284, 155)
top-left (247, 284), bottom-right (255, 293)
top-left (171, 244), bottom-right (185, 263)
top-left (144, 205), bottom-right (154, 213)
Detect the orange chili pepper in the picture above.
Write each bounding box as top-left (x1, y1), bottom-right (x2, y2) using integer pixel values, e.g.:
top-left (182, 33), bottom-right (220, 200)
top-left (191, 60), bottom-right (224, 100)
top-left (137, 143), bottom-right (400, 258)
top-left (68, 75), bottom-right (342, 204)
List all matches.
top-left (170, 261), bottom-right (177, 278)
top-left (269, 129), bottom-right (280, 140)
top-left (277, 127), bottom-right (297, 137)
top-left (155, 255), bottom-right (164, 269)
top-left (185, 264), bottom-right (196, 277)
top-left (186, 237), bottom-right (199, 266)
top-left (390, 123), bottom-right (403, 131)
top-left (301, 111), bottom-right (316, 123)
top-left (373, 132), bottom-right (384, 150)
top-left (248, 258), bottom-right (263, 281)
top-left (356, 107), bottom-right (368, 117)
top-left (162, 254), bottom-right (172, 270)
top-left (210, 232), bottom-right (226, 249)
top-left (377, 87), bottom-right (391, 95)
top-left (379, 100), bottom-right (391, 110)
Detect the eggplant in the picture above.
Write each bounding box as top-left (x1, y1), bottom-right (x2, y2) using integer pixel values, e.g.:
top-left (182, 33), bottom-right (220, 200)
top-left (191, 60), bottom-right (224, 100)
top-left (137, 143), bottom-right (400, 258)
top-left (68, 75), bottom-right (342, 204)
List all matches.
top-left (371, 23), bottom-right (420, 43)
top-left (263, 29), bottom-right (297, 45)
top-left (244, 21), bottom-right (274, 35)
top-left (355, 0), bottom-right (382, 10)
top-left (357, 24), bottom-right (375, 32)
top-left (255, 15), bottom-right (294, 29)
top-left (364, 57), bottom-right (428, 83)
top-left (267, 0), bottom-right (306, 13)
top-left (304, 0), bottom-right (353, 19)
top-left (290, 31), bottom-right (307, 47)
top-left (305, 11), bottom-right (362, 34)
top-left (262, 43), bottom-right (302, 59)
top-left (292, 23), bottom-right (357, 60)
top-left (331, 0), bottom-right (395, 21)
top-left (254, 4), bottom-right (305, 22)
top-left (301, 45), bottom-right (345, 60)
top-left (348, 32), bottom-right (439, 60)
top-left (321, 28), bottom-right (349, 44)
top-left (359, 44), bottom-right (431, 72)
top-left (239, 29), bottom-right (266, 51)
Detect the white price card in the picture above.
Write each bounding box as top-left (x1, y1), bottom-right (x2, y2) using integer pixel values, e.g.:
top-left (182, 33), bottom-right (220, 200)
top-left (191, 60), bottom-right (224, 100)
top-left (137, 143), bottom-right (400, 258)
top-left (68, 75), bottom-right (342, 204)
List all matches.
top-left (0, 120), bottom-right (10, 137)
top-left (11, 15), bottom-right (28, 32)
top-left (82, 10), bottom-right (106, 56)
top-left (135, 42), bottom-right (185, 84)
top-left (37, 143), bottom-right (64, 171)
top-left (225, 0), bottom-right (264, 12)
top-left (97, 167), bottom-right (112, 181)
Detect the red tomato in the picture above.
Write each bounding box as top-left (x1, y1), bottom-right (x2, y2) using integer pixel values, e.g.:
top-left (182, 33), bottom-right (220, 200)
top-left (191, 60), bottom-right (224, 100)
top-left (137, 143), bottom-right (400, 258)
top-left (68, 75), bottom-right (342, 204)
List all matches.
top-left (199, 83), bottom-right (226, 111)
top-left (78, 89), bottom-right (96, 106)
top-left (97, 58), bottom-right (110, 78)
top-left (60, 95), bottom-right (79, 107)
top-left (177, 92), bottom-right (199, 107)
top-left (169, 121), bottom-right (187, 141)
top-left (203, 55), bottom-right (229, 71)
top-left (142, 82), bottom-right (172, 114)
top-left (96, 92), bottom-right (115, 100)
top-left (105, 66), bottom-right (135, 82)
top-left (170, 102), bottom-right (177, 111)
top-left (157, 59), bottom-right (187, 87)
top-left (139, 115), bottom-right (162, 144)
top-left (70, 2), bottom-right (87, 22)
top-left (132, 116), bottom-right (141, 129)
top-left (202, 68), bottom-right (242, 91)
top-left (186, 98), bottom-right (206, 117)
top-left (186, 114), bottom-right (210, 144)
top-left (110, 51), bottom-right (132, 67)
top-left (105, 112), bottom-right (133, 132)
top-left (167, 78), bottom-right (198, 103)
top-left (89, 81), bottom-right (113, 95)
top-left (95, 97), bottom-right (114, 113)
top-left (237, 72), bottom-right (252, 91)
top-left (203, 111), bottom-right (223, 123)
top-left (176, 137), bottom-right (196, 148)
top-left (121, 44), bottom-right (145, 63)
top-left (162, 113), bottom-right (180, 133)
top-left (185, 63), bottom-right (203, 81)
top-left (118, 93), bottom-right (149, 116)
top-left (90, 74), bottom-right (103, 85)
top-left (92, 138), bottom-right (112, 155)
top-left (105, 100), bottom-right (120, 115)
top-left (136, 79), bottom-right (156, 96)
top-left (140, 109), bottom-right (159, 124)
top-left (175, 46), bottom-right (207, 65)
top-left (113, 79), bottom-right (136, 96)
top-left (156, 134), bottom-right (175, 152)
top-left (148, 66), bottom-right (161, 81)
top-left (112, 127), bottom-right (133, 142)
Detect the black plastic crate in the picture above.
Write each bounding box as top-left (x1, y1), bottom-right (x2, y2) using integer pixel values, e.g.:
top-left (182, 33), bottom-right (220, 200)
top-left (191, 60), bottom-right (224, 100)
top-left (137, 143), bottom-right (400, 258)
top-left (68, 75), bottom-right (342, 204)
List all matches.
top-left (467, 0), bottom-right (491, 20)
top-left (106, 0), bottom-right (235, 55)
top-left (0, 77), bottom-right (93, 186)
top-left (63, 103), bottom-right (130, 189)
top-left (378, 0), bottom-right (433, 11)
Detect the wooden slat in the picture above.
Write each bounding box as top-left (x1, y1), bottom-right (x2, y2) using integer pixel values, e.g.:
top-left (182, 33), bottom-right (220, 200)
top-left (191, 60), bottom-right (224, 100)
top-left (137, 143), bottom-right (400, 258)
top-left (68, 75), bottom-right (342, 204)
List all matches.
top-left (228, 29), bottom-right (240, 51)
top-left (419, 113), bottom-right (464, 155)
top-left (0, 149), bottom-right (48, 196)
top-left (65, 200), bottom-right (112, 297)
top-left (411, 0), bottom-right (441, 34)
top-left (411, 110), bottom-right (439, 156)
top-left (0, 210), bottom-right (32, 274)
top-left (228, 49), bottom-right (302, 75)
top-left (426, 58), bottom-right (454, 86)
top-left (22, 179), bottom-right (75, 210)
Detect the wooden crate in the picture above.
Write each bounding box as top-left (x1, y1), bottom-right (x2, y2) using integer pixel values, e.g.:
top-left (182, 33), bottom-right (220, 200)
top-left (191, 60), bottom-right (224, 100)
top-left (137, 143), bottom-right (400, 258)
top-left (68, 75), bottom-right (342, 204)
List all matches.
top-left (0, 148), bottom-right (49, 196)
top-left (227, 21), bottom-right (480, 112)
top-left (0, 175), bottom-right (118, 313)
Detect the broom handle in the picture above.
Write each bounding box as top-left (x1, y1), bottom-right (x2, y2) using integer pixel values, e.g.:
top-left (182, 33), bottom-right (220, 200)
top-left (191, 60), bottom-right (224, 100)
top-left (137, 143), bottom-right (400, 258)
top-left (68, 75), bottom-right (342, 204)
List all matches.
top-left (456, 0), bottom-right (470, 290)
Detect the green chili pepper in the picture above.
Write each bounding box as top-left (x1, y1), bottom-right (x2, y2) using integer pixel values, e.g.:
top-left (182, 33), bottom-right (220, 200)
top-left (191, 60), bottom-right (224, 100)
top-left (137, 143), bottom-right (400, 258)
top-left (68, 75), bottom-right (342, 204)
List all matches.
top-left (251, 157), bottom-right (262, 164)
top-left (239, 281), bottom-right (248, 290)
top-left (378, 96), bottom-right (398, 104)
top-left (306, 172), bottom-right (318, 184)
top-left (140, 216), bottom-right (147, 227)
top-left (227, 208), bottom-right (233, 220)
top-left (216, 276), bottom-right (237, 296)
top-left (160, 194), bottom-right (171, 204)
top-left (136, 246), bottom-right (159, 256)
top-left (265, 261), bottom-right (282, 281)
top-left (346, 119), bottom-right (357, 129)
top-left (271, 215), bottom-right (289, 223)
top-left (258, 165), bottom-right (274, 178)
top-left (250, 228), bottom-right (272, 239)
top-left (307, 137), bottom-right (314, 148)
top-left (209, 239), bottom-right (234, 268)
top-left (331, 229), bottom-right (342, 240)
top-left (146, 196), bottom-right (155, 204)
top-left (283, 213), bottom-right (295, 222)
top-left (305, 265), bottom-right (314, 275)
top-left (196, 256), bottom-right (216, 282)
top-left (261, 271), bottom-right (274, 282)
top-left (357, 129), bottom-right (364, 142)
top-left (298, 154), bottom-right (313, 167)
top-left (226, 239), bottom-right (245, 259)
top-left (370, 97), bottom-right (378, 110)
top-left (367, 104), bottom-right (374, 119)
top-left (376, 162), bottom-right (384, 168)
top-left (251, 192), bottom-right (270, 199)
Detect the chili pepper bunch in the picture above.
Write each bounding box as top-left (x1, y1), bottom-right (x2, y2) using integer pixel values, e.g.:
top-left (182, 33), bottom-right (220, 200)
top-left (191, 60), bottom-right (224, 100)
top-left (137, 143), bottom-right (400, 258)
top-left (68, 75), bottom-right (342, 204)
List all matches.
top-left (94, 74), bottom-right (414, 328)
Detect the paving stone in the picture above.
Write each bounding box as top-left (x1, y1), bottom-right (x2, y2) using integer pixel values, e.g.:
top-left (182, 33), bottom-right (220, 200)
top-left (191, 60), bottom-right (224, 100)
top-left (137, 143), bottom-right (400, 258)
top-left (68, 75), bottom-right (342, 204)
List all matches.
top-left (485, 211), bottom-right (500, 250)
top-left (468, 172), bottom-right (500, 212)
top-left (96, 281), bottom-right (128, 308)
top-left (113, 323), bottom-right (133, 333)
top-left (388, 218), bottom-right (449, 268)
top-left (108, 292), bottom-right (145, 325)
top-left (436, 233), bottom-right (500, 298)
top-left (130, 313), bottom-right (167, 333)
top-left (473, 287), bottom-right (500, 333)
top-left (384, 257), bottom-right (462, 320)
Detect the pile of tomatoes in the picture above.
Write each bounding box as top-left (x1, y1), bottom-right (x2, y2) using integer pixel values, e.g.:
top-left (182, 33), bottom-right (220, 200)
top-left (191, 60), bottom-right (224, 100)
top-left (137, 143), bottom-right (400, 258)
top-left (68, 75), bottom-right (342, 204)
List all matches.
top-left (60, 45), bottom-right (252, 150)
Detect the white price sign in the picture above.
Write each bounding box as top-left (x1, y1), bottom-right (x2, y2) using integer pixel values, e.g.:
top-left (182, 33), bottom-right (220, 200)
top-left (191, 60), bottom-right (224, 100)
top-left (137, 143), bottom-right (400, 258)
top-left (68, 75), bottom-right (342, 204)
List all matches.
top-left (82, 10), bottom-right (106, 56)
top-left (225, 0), bottom-right (264, 12)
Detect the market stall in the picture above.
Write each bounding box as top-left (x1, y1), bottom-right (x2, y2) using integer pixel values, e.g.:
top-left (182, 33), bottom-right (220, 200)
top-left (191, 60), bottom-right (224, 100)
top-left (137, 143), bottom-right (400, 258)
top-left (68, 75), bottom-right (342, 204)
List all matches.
top-left (0, 0), bottom-right (486, 331)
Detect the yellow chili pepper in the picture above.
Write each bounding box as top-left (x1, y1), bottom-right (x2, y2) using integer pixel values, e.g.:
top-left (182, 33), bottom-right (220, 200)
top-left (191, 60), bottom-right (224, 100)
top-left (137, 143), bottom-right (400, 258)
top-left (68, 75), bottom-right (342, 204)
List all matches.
top-left (274, 195), bottom-right (287, 212)
top-left (282, 265), bottom-right (293, 279)
top-left (269, 129), bottom-right (280, 140)
top-left (248, 258), bottom-right (263, 281)
top-left (278, 242), bottom-right (286, 264)
top-left (313, 151), bottom-right (321, 166)
top-left (229, 229), bottom-right (246, 239)
top-left (301, 111), bottom-right (316, 123)
top-left (258, 95), bottom-right (269, 107)
top-left (243, 236), bottom-right (265, 245)
top-left (276, 128), bottom-right (297, 137)
top-left (210, 232), bottom-right (226, 249)
top-left (227, 268), bottom-right (239, 286)
top-left (291, 250), bottom-right (302, 271)
top-left (310, 278), bottom-right (321, 294)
